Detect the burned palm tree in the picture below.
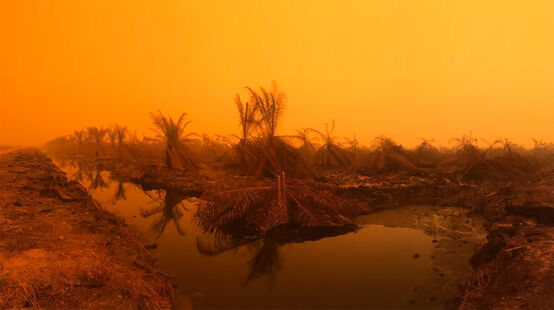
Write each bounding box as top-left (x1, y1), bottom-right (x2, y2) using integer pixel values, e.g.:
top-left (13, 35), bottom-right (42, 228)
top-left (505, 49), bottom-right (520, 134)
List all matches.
top-left (196, 82), bottom-right (350, 236)
top-left (235, 93), bottom-right (258, 144)
top-left (450, 132), bottom-right (481, 169)
top-left (230, 82), bottom-right (311, 178)
top-left (290, 128), bottom-right (318, 163)
top-left (141, 190), bottom-right (188, 239)
top-left (108, 129), bottom-right (117, 151)
top-left (448, 133), bottom-right (500, 175)
top-left (111, 124), bottom-right (128, 159)
top-left (372, 136), bottom-right (416, 171)
top-left (350, 136), bottom-right (415, 174)
top-left (87, 126), bottom-right (108, 157)
top-left (310, 120), bottom-right (352, 169)
top-left (246, 81), bottom-right (286, 141)
top-left (73, 130), bottom-right (85, 154)
top-left (414, 138), bottom-right (441, 167)
top-left (150, 111), bottom-right (199, 171)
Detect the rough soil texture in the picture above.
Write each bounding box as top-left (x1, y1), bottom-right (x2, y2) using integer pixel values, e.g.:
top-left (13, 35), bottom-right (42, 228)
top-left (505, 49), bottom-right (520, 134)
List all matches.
top-left (44, 152), bottom-right (554, 309)
top-left (328, 170), bottom-right (554, 309)
top-left (0, 149), bottom-right (175, 309)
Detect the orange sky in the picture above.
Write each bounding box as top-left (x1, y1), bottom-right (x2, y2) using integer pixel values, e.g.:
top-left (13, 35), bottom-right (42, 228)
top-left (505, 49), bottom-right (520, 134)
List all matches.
top-left (1, 0), bottom-right (553, 147)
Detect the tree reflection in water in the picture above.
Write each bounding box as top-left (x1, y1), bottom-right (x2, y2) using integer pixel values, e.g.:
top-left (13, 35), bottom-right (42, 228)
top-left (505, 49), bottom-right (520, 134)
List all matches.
top-left (141, 189), bottom-right (189, 239)
top-left (196, 226), bottom-right (354, 287)
top-left (111, 181), bottom-right (127, 205)
top-left (196, 235), bottom-right (283, 286)
top-left (89, 170), bottom-right (110, 190)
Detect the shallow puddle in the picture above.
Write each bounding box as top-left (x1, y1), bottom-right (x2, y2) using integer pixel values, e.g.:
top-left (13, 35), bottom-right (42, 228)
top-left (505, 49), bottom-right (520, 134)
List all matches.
top-left (57, 163), bottom-right (486, 309)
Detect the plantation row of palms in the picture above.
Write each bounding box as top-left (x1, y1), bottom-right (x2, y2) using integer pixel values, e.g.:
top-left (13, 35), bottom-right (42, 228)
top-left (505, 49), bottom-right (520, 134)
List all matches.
top-left (43, 82), bottom-right (554, 236)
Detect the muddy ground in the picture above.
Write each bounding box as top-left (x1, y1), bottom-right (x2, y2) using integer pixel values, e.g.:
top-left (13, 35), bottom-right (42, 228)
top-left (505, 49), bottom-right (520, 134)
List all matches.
top-left (6, 149), bottom-right (554, 309)
top-left (0, 149), bottom-right (175, 309)
top-left (125, 161), bottom-right (554, 309)
top-left (328, 172), bottom-right (554, 309)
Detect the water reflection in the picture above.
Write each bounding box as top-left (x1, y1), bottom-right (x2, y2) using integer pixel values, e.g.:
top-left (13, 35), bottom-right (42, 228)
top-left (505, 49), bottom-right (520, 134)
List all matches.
top-left (196, 226), bottom-right (354, 287)
top-left (196, 236), bottom-right (284, 285)
top-left (90, 170), bottom-right (110, 190)
top-left (52, 157), bottom-right (487, 309)
top-left (244, 239), bottom-right (283, 285)
top-left (111, 181), bottom-right (127, 204)
top-left (141, 189), bottom-right (190, 239)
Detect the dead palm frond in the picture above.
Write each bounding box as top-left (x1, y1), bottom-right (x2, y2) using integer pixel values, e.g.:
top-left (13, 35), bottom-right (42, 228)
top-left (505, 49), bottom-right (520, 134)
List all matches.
top-left (291, 128), bottom-right (318, 155)
top-left (150, 111), bottom-right (200, 170)
top-left (350, 136), bottom-right (416, 173)
top-left (449, 133), bottom-right (500, 174)
top-left (414, 138), bottom-right (441, 167)
top-left (195, 174), bottom-right (351, 234)
top-left (245, 81), bottom-right (286, 141)
top-left (235, 94), bottom-right (258, 143)
top-left (228, 83), bottom-right (311, 178)
top-left (310, 120), bottom-right (352, 169)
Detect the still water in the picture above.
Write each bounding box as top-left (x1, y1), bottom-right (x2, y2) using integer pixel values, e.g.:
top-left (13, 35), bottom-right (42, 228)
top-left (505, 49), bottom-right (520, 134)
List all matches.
top-left (57, 165), bottom-right (486, 309)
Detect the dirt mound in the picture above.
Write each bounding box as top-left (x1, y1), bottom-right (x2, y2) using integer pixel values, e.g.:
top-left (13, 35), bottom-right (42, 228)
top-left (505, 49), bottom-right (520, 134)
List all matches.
top-left (454, 223), bottom-right (554, 309)
top-left (0, 148), bottom-right (175, 309)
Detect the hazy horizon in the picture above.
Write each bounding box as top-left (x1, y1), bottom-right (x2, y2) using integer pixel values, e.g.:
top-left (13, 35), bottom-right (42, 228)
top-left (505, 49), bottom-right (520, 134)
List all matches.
top-left (1, 1), bottom-right (553, 147)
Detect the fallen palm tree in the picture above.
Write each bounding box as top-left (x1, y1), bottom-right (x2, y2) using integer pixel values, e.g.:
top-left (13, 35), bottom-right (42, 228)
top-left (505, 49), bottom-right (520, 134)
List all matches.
top-left (288, 128), bottom-right (318, 165)
top-left (195, 174), bottom-right (351, 234)
top-left (462, 138), bottom-right (532, 181)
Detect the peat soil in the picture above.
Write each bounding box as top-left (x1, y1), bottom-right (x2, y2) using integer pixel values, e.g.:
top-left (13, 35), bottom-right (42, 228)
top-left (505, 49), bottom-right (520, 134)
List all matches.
top-left (0, 149), bottom-right (175, 309)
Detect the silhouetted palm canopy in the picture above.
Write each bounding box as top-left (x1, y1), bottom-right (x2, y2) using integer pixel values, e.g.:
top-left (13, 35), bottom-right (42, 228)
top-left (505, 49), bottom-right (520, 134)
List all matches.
top-left (235, 94), bottom-right (258, 143)
top-left (245, 81), bottom-right (286, 141)
top-left (150, 111), bottom-right (199, 170)
top-left (230, 82), bottom-right (311, 178)
top-left (87, 126), bottom-right (108, 156)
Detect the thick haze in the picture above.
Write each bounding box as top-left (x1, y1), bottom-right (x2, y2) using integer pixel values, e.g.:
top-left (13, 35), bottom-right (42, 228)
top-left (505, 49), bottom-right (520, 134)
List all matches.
top-left (1, 1), bottom-right (553, 147)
